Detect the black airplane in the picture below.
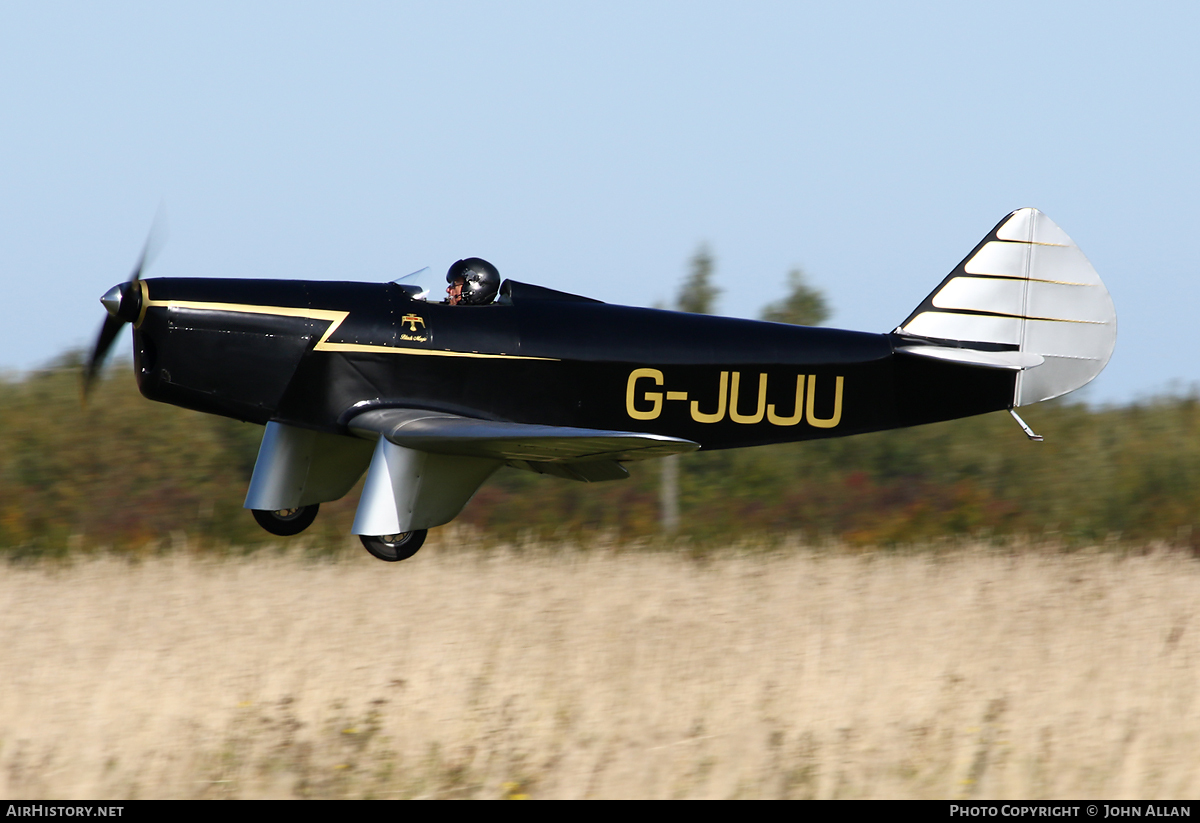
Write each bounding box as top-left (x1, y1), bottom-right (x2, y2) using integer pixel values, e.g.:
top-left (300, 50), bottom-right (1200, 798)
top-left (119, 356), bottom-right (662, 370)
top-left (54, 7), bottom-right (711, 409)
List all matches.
top-left (84, 208), bottom-right (1115, 561)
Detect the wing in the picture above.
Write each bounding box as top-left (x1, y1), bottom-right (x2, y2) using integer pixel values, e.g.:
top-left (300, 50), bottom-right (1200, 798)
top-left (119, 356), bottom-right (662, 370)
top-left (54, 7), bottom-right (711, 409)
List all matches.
top-left (346, 407), bottom-right (698, 482)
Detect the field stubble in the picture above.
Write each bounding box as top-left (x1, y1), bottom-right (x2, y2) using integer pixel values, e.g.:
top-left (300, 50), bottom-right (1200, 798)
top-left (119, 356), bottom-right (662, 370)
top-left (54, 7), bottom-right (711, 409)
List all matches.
top-left (0, 536), bottom-right (1197, 799)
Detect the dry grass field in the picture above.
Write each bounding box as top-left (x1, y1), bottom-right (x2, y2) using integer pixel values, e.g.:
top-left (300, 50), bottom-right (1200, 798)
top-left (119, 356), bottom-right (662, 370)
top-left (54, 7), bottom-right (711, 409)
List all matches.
top-left (1, 536), bottom-right (1198, 799)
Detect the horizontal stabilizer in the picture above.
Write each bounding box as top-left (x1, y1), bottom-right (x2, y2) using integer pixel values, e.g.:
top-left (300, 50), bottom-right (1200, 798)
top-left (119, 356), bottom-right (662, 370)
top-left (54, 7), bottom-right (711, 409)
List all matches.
top-left (347, 408), bottom-right (699, 463)
top-left (894, 345), bottom-right (1044, 371)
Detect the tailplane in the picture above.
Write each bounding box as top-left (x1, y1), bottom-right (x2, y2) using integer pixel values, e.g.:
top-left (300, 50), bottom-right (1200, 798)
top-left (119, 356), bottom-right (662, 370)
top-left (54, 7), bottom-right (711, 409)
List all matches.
top-left (894, 208), bottom-right (1116, 406)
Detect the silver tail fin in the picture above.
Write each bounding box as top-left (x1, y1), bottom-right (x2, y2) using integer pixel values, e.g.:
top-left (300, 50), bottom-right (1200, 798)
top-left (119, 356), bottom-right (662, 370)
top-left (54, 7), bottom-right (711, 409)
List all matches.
top-left (895, 208), bottom-right (1116, 406)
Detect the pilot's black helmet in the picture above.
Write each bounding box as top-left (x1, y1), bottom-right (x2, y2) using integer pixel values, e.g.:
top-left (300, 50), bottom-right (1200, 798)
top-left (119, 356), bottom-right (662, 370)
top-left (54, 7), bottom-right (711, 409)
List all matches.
top-left (446, 258), bottom-right (500, 305)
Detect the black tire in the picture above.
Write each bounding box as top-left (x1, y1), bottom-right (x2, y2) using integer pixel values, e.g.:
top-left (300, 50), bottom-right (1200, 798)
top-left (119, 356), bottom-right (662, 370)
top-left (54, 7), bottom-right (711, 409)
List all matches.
top-left (360, 530), bottom-right (427, 562)
top-left (252, 504), bottom-right (320, 536)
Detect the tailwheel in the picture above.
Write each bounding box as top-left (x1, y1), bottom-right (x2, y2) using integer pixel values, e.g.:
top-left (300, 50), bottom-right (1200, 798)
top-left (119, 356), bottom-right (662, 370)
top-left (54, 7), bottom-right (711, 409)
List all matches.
top-left (360, 530), bottom-right (427, 562)
top-left (252, 504), bottom-right (319, 536)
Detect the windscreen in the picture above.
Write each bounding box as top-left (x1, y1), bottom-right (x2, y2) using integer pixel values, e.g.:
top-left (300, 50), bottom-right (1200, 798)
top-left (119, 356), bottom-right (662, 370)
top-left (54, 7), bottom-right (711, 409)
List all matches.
top-left (391, 267), bottom-right (443, 302)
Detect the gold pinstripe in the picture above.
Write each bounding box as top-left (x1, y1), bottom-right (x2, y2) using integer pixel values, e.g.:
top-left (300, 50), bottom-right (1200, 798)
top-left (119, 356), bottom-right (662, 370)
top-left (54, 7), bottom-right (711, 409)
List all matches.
top-left (141, 297), bottom-right (559, 361)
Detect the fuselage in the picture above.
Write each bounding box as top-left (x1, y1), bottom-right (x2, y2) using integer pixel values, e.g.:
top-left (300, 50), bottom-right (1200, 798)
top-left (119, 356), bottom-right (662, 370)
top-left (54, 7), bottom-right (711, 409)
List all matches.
top-left (132, 277), bottom-right (1015, 450)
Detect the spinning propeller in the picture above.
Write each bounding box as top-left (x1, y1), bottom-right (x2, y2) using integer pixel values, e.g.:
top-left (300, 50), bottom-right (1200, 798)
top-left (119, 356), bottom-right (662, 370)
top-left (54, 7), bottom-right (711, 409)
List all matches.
top-left (82, 218), bottom-right (166, 401)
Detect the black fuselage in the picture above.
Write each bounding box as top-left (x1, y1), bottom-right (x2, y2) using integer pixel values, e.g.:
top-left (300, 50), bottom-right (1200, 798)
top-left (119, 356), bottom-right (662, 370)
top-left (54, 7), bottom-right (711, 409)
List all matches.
top-left (132, 277), bottom-right (1014, 450)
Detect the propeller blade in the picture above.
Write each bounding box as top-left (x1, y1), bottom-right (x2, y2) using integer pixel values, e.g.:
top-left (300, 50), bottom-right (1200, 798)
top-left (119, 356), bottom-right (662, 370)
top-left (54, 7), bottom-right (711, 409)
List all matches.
top-left (129, 245), bottom-right (147, 283)
top-left (81, 209), bottom-right (167, 404)
top-left (129, 209), bottom-right (168, 282)
top-left (83, 313), bottom-right (127, 400)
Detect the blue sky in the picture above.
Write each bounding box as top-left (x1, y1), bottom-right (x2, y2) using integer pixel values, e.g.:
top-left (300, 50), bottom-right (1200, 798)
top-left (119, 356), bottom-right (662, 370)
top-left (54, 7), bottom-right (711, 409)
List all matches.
top-left (2, 2), bottom-right (1196, 403)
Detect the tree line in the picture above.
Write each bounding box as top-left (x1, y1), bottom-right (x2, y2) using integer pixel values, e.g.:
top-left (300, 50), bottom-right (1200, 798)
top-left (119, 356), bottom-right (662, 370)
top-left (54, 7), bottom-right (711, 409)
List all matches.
top-left (2, 252), bottom-right (1194, 554)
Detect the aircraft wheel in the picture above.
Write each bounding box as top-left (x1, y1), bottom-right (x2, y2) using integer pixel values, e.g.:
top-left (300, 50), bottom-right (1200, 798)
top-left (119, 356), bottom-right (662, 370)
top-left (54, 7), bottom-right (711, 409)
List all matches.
top-left (360, 530), bottom-right (427, 562)
top-left (252, 504), bottom-right (319, 536)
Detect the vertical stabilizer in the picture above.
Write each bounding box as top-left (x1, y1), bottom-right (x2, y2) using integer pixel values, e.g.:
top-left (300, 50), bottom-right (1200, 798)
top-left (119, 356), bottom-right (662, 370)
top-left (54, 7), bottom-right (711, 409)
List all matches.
top-left (896, 208), bottom-right (1116, 406)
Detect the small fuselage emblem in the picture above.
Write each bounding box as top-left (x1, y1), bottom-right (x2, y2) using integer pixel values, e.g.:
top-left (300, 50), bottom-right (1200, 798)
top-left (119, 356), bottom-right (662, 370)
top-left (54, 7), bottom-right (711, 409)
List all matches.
top-left (399, 313), bottom-right (429, 343)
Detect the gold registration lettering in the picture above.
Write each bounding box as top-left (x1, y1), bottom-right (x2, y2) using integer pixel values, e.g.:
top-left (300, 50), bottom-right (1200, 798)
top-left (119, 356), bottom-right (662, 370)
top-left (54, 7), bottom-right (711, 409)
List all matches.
top-left (626, 368), bottom-right (665, 420)
top-left (627, 369), bottom-right (842, 427)
top-left (767, 375), bottom-right (804, 426)
top-left (805, 375), bottom-right (843, 428)
top-left (729, 371), bottom-right (767, 424)
top-left (691, 371), bottom-right (728, 423)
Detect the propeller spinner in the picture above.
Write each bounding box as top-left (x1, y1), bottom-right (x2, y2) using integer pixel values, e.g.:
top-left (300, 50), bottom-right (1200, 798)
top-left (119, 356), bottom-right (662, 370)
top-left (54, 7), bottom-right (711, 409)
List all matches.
top-left (82, 221), bottom-right (164, 401)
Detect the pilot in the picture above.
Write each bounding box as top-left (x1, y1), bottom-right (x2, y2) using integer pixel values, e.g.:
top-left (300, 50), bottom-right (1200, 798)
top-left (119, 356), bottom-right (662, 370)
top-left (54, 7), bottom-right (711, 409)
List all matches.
top-left (445, 258), bottom-right (501, 306)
